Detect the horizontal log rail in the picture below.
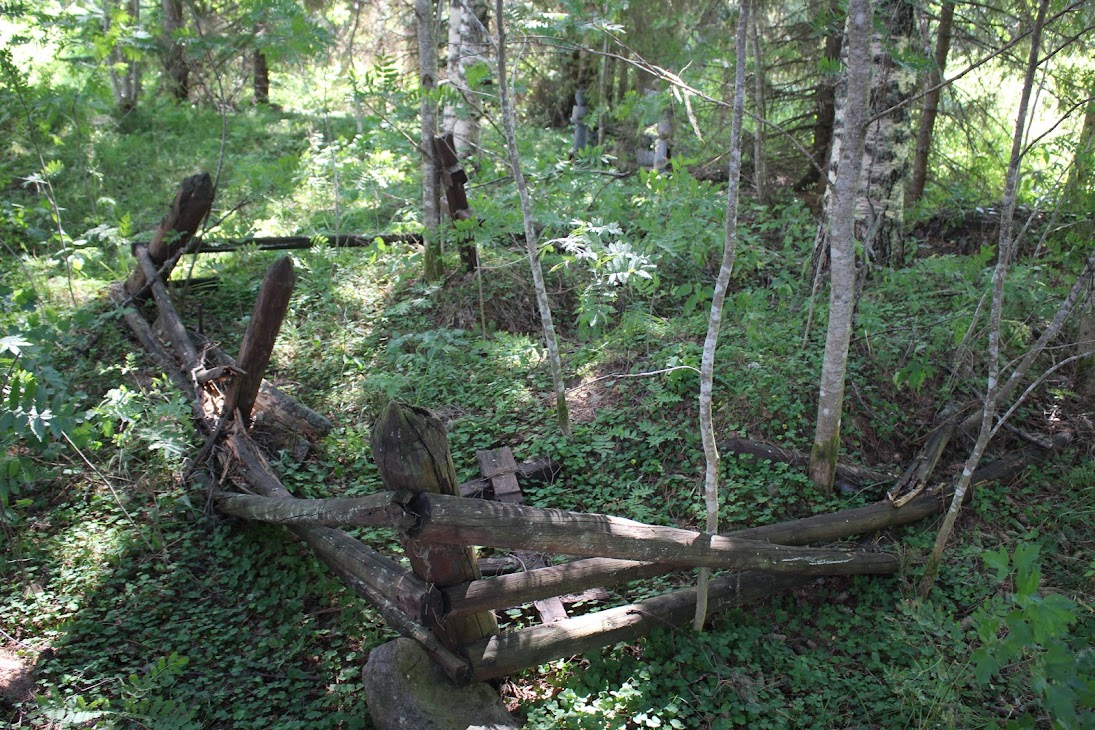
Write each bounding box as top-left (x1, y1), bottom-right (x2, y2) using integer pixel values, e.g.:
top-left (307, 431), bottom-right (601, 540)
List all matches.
top-left (150, 233), bottom-right (423, 253)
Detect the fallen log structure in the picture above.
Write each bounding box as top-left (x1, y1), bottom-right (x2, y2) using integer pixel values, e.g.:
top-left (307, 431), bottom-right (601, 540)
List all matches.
top-left (110, 173), bottom-right (1074, 694)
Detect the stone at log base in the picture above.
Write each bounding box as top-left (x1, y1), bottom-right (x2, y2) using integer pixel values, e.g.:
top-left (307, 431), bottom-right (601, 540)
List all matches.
top-left (362, 639), bottom-right (518, 730)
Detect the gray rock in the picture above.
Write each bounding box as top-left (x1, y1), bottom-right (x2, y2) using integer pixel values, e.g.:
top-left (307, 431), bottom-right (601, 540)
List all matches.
top-left (362, 639), bottom-right (519, 730)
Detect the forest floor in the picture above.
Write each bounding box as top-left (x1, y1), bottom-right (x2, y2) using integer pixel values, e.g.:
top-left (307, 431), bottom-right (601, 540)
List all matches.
top-left (1, 102), bottom-right (1092, 729)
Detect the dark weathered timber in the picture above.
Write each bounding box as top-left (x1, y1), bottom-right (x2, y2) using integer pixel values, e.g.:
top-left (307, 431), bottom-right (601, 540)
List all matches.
top-left (125, 172), bottom-right (214, 298)
top-left (134, 246), bottom-right (201, 373)
top-left (108, 283), bottom-right (207, 424)
top-left (889, 404), bottom-right (961, 502)
top-left (213, 490), bottom-right (416, 529)
top-left (202, 341), bottom-right (332, 442)
top-left (413, 493), bottom-right (900, 575)
top-left (321, 554), bottom-right (472, 685)
top-left (465, 571), bottom-right (810, 681)
top-left (474, 447), bottom-right (567, 623)
top-left (720, 436), bottom-right (895, 486)
top-left (434, 132), bottom-right (478, 272)
top-left (371, 403), bottom-right (498, 648)
top-left (184, 233), bottom-right (422, 253)
top-left (459, 457), bottom-right (556, 498)
top-left (477, 556), bottom-right (524, 576)
top-left (224, 428), bottom-right (439, 623)
top-left (226, 256), bottom-right (295, 424)
top-left (445, 557), bottom-right (670, 616)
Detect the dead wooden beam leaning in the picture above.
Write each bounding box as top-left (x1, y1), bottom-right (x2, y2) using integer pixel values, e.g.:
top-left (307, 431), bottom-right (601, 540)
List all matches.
top-left (721, 436), bottom-right (895, 486)
top-left (225, 255), bottom-right (295, 423)
top-left (125, 172), bottom-right (214, 299)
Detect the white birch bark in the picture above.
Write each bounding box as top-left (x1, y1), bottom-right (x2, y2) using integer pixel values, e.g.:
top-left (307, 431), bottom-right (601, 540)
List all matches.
top-left (694, 0), bottom-right (751, 632)
top-left (417, 0), bottom-right (443, 280)
top-left (493, 0), bottom-right (570, 436)
top-left (807, 0), bottom-right (874, 495)
top-left (443, 0), bottom-right (488, 159)
top-left (919, 0), bottom-right (1051, 596)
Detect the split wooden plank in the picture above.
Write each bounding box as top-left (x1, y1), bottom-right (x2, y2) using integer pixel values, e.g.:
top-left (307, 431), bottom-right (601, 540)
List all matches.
top-left (213, 490), bottom-right (416, 529)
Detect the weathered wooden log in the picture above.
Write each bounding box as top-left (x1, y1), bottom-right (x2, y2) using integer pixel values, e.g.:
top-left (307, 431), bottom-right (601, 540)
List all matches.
top-left (213, 490), bottom-right (417, 529)
top-left (434, 132), bottom-right (478, 272)
top-left (412, 493), bottom-right (900, 575)
top-left (459, 457), bottom-right (556, 497)
top-left (184, 233), bottom-right (422, 253)
top-left (721, 436), bottom-right (895, 486)
top-left (202, 341), bottom-right (332, 442)
top-left (321, 556), bottom-right (472, 685)
top-left (477, 556), bottom-right (524, 576)
top-left (134, 245), bottom-right (201, 374)
top-left (224, 428), bottom-right (439, 623)
top-left (465, 571), bottom-right (811, 681)
top-left (371, 403), bottom-right (498, 648)
top-left (446, 557), bottom-right (670, 616)
top-left (109, 283), bottom-right (207, 424)
top-left (226, 256), bottom-right (295, 424)
top-left (125, 172), bottom-right (214, 298)
top-left (888, 404), bottom-right (961, 505)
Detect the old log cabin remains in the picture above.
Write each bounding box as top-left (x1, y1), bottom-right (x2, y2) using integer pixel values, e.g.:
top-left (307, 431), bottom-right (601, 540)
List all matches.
top-left (110, 174), bottom-right (1057, 688)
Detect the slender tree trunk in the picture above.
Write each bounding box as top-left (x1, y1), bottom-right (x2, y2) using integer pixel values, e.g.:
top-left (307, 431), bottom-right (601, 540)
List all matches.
top-left (808, 0), bottom-right (874, 495)
top-left (795, 0), bottom-right (842, 193)
top-left (919, 0), bottom-right (1051, 597)
top-left (106, 0), bottom-right (142, 115)
top-left (1063, 87), bottom-right (1095, 208)
top-left (494, 0), bottom-right (570, 436)
top-left (418, 0), bottom-right (443, 280)
top-left (1078, 291), bottom-right (1095, 400)
top-left (162, 0), bottom-right (188, 100)
top-left (443, 0), bottom-right (488, 159)
top-left (751, 1), bottom-right (769, 205)
top-left (253, 47), bottom-right (270, 105)
top-left (694, 0), bottom-right (751, 632)
top-left (907, 0), bottom-right (955, 207)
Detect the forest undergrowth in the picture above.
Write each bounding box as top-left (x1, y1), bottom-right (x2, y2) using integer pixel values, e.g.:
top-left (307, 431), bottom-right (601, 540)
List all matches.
top-left (1, 98), bottom-right (1092, 729)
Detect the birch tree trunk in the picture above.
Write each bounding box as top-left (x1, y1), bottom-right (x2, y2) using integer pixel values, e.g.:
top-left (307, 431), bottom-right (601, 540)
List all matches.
top-left (443, 0), bottom-right (489, 159)
top-left (750, 2), bottom-right (769, 206)
top-left (907, 0), bottom-right (955, 207)
top-left (808, 0), bottom-right (874, 495)
top-left (106, 0), bottom-right (142, 115)
top-left (919, 0), bottom-right (1051, 597)
top-left (694, 0), bottom-right (751, 631)
top-left (494, 0), bottom-right (570, 436)
top-left (857, 0), bottom-right (917, 264)
top-left (417, 0), bottom-right (443, 280)
top-left (161, 0), bottom-right (188, 101)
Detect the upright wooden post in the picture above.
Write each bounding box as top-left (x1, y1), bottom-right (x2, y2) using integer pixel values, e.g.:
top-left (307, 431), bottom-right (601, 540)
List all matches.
top-left (370, 403), bottom-right (497, 649)
top-left (433, 132), bottom-right (479, 272)
top-left (227, 256), bottom-right (295, 425)
top-left (125, 172), bottom-right (214, 298)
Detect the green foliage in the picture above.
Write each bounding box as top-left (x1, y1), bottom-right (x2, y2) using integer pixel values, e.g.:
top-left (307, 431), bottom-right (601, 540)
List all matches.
top-left (972, 543), bottom-right (1094, 729)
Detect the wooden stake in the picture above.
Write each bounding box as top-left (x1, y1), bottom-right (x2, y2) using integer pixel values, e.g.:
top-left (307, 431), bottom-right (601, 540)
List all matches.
top-left (125, 172), bottom-right (214, 298)
top-left (227, 256), bottom-right (295, 424)
top-left (370, 403), bottom-right (498, 648)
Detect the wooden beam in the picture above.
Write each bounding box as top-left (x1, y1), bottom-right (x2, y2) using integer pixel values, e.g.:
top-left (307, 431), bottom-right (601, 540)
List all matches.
top-left (125, 172), bottom-right (214, 298)
top-left (213, 490), bottom-right (416, 529)
top-left (226, 256), bottom-right (295, 424)
top-left (465, 571), bottom-right (811, 681)
top-left (413, 493), bottom-right (899, 575)
top-left (189, 233), bottom-right (421, 253)
top-left (371, 403), bottom-right (498, 648)
top-left (134, 245), bottom-right (201, 373)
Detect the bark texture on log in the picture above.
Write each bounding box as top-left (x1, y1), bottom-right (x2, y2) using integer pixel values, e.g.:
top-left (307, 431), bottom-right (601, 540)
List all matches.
top-left (125, 173), bottom-right (214, 298)
top-left (371, 403), bottom-right (498, 648)
top-left (465, 571), bottom-right (810, 681)
top-left (214, 490), bottom-right (416, 529)
top-left (227, 256), bottom-right (295, 424)
top-left (413, 493), bottom-right (900, 575)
